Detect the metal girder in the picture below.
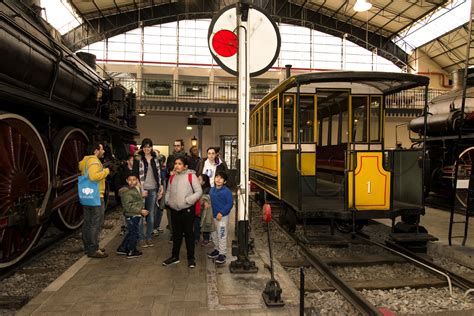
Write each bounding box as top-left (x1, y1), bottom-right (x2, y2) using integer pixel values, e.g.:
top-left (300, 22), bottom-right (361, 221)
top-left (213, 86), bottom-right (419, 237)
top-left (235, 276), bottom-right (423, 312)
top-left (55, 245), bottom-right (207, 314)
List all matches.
top-left (62, 0), bottom-right (408, 68)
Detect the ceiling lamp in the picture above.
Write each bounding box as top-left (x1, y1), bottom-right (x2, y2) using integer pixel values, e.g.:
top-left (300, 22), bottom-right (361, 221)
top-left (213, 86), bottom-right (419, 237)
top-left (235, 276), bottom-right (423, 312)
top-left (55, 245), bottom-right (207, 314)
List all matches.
top-left (138, 111), bottom-right (146, 117)
top-left (353, 0), bottom-right (372, 12)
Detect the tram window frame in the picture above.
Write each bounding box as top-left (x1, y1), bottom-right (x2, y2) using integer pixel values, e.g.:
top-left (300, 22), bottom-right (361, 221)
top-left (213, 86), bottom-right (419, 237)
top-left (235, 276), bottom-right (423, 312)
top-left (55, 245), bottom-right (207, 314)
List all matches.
top-left (270, 97), bottom-right (278, 143)
top-left (370, 96), bottom-right (382, 142)
top-left (351, 95), bottom-right (369, 143)
top-left (299, 94), bottom-right (315, 143)
top-left (282, 94), bottom-right (295, 143)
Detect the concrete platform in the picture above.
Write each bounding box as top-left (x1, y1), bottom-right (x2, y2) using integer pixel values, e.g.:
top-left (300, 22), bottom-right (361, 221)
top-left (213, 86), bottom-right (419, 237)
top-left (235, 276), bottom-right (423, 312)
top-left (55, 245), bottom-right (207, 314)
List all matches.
top-left (18, 210), bottom-right (300, 316)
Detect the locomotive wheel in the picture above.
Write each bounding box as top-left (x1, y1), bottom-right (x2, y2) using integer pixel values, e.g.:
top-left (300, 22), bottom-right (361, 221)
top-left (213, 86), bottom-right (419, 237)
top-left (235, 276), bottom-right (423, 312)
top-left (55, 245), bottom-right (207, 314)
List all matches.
top-left (453, 147), bottom-right (474, 207)
top-left (0, 113), bottom-right (49, 268)
top-left (51, 128), bottom-right (89, 230)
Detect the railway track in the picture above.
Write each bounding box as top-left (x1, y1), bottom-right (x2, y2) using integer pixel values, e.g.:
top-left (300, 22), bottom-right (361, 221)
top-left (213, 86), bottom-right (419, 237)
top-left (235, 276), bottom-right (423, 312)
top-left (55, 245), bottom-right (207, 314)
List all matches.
top-left (250, 198), bottom-right (474, 315)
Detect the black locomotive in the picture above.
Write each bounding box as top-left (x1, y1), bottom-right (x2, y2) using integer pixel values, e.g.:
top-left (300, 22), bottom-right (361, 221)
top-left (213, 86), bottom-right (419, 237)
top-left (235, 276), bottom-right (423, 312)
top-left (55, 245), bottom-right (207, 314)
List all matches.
top-left (0, 0), bottom-right (138, 267)
top-left (409, 69), bottom-right (474, 207)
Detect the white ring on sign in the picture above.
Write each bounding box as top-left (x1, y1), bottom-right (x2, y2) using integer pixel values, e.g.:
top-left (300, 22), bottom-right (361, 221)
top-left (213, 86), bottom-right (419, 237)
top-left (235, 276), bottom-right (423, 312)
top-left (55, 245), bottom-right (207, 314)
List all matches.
top-left (208, 5), bottom-right (281, 77)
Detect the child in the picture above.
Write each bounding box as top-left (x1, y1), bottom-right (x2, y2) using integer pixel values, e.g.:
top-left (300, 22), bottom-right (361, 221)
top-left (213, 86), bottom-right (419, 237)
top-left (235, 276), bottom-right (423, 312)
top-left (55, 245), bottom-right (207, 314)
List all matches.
top-left (207, 171), bottom-right (233, 264)
top-left (162, 157), bottom-right (202, 268)
top-left (198, 174), bottom-right (214, 246)
top-left (116, 172), bottom-right (149, 258)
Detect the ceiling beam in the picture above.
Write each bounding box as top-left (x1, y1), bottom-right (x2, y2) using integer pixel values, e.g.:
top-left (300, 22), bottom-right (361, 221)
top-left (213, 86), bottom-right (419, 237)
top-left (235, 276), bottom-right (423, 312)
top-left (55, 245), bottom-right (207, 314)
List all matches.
top-left (62, 1), bottom-right (408, 68)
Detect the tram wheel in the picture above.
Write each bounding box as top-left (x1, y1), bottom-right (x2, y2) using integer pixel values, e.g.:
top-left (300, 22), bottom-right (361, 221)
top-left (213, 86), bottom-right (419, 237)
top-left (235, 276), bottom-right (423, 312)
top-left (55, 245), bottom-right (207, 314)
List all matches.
top-left (453, 147), bottom-right (474, 208)
top-left (334, 220), bottom-right (366, 234)
top-left (51, 128), bottom-right (88, 230)
top-left (0, 113), bottom-right (49, 268)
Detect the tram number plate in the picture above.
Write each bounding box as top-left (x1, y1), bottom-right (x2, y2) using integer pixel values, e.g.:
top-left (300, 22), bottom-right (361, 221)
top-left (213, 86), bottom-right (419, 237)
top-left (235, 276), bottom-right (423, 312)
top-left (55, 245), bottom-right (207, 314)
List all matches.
top-left (456, 179), bottom-right (469, 189)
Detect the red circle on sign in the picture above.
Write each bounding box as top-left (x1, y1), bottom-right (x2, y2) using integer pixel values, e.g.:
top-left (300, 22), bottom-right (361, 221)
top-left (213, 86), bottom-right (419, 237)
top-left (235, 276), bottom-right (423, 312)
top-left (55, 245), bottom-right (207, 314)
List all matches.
top-left (212, 30), bottom-right (238, 57)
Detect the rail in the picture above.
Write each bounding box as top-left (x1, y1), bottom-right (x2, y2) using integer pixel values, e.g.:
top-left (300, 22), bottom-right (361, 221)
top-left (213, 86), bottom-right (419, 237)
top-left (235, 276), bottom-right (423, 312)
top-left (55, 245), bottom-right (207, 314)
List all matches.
top-left (355, 234), bottom-right (474, 297)
top-left (266, 207), bottom-right (382, 316)
top-left (113, 78), bottom-right (447, 110)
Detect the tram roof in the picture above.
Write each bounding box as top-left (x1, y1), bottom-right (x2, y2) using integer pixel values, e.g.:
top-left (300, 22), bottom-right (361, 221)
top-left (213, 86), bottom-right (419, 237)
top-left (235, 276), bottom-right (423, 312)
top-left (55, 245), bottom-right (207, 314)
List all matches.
top-left (260, 71), bottom-right (429, 105)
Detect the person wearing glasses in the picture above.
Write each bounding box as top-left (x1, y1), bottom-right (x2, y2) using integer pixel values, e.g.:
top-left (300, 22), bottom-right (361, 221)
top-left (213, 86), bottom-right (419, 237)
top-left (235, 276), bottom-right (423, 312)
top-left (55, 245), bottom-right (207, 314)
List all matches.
top-left (132, 138), bottom-right (163, 248)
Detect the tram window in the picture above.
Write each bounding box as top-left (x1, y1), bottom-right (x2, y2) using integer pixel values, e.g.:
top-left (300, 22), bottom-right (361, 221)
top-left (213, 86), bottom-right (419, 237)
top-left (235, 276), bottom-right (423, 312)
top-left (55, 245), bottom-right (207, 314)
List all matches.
top-left (300, 95), bottom-right (315, 143)
top-left (262, 105), bottom-right (267, 143)
top-left (332, 114), bottom-right (340, 145)
top-left (256, 109), bottom-right (261, 144)
top-left (250, 115), bottom-right (254, 146)
top-left (340, 111), bottom-right (349, 144)
top-left (370, 96), bottom-right (381, 142)
top-left (270, 98), bottom-right (278, 143)
top-left (352, 96), bottom-right (368, 143)
top-left (283, 95), bottom-right (294, 143)
top-left (321, 117), bottom-right (328, 146)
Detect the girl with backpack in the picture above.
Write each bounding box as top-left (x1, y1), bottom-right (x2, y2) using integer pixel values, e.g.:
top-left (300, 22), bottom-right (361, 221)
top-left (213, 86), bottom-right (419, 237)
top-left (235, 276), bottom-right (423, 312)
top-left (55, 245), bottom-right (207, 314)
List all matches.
top-left (162, 157), bottom-right (202, 268)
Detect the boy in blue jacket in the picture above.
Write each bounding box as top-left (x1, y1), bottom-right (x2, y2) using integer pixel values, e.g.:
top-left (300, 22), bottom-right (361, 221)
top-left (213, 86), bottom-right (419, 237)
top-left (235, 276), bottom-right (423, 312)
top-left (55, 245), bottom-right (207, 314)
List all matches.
top-left (207, 171), bottom-right (233, 264)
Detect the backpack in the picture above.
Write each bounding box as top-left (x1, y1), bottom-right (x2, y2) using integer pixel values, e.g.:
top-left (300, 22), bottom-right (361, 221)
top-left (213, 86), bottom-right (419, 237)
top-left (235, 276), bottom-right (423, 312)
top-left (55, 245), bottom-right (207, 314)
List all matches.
top-left (169, 173), bottom-right (201, 216)
top-left (78, 158), bottom-right (101, 206)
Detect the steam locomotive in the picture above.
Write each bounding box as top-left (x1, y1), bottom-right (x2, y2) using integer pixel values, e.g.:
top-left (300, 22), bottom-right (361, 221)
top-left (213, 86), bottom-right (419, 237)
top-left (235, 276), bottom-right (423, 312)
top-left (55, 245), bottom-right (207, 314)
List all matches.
top-left (409, 69), bottom-right (474, 207)
top-left (0, 0), bottom-right (138, 267)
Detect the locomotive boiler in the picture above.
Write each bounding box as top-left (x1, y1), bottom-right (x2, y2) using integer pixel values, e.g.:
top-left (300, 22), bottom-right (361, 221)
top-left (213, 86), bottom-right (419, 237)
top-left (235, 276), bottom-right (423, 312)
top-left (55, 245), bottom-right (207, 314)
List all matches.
top-left (0, 0), bottom-right (138, 267)
top-left (409, 69), bottom-right (474, 207)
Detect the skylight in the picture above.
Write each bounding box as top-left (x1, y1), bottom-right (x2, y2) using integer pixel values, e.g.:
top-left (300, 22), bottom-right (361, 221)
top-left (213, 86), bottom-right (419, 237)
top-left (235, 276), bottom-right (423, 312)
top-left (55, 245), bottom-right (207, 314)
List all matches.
top-left (41, 0), bottom-right (82, 34)
top-left (394, 0), bottom-right (469, 53)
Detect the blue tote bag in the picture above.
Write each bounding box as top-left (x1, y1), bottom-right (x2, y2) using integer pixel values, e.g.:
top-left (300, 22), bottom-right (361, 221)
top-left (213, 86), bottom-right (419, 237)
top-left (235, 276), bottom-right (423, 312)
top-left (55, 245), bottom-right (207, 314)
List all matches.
top-left (78, 159), bottom-right (101, 206)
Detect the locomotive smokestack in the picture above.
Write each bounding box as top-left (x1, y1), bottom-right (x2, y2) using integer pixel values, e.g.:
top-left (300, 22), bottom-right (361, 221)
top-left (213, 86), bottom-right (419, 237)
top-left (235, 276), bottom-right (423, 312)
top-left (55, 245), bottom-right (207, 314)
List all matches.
top-left (451, 68), bottom-right (474, 91)
top-left (285, 64), bottom-right (292, 79)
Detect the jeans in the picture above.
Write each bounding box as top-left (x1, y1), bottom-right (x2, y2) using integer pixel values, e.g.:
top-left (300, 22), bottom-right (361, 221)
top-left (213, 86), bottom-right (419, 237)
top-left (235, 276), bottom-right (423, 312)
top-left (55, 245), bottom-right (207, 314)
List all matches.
top-left (120, 216), bottom-right (141, 252)
top-left (140, 188), bottom-right (157, 241)
top-left (82, 198), bottom-right (105, 255)
top-left (170, 208), bottom-right (195, 260)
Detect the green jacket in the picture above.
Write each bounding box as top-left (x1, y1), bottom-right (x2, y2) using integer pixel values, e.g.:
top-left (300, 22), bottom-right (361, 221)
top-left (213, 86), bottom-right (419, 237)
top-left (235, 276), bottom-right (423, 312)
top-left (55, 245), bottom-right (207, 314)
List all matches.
top-left (119, 186), bottom-right (143, 217)
top-left (200, 194), bottom-right (215, 233)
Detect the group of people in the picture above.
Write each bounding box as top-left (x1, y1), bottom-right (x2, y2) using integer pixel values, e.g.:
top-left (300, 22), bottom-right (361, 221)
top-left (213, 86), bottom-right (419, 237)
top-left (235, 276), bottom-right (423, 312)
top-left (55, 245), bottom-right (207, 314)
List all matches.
top-left (78, 138), bottom-right (232, 269)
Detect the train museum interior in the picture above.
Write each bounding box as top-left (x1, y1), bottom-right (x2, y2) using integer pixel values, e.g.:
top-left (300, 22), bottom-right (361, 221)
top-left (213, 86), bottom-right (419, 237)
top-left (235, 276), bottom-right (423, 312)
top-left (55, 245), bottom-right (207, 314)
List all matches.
top-left (1, 0), bottom-right (474, 315)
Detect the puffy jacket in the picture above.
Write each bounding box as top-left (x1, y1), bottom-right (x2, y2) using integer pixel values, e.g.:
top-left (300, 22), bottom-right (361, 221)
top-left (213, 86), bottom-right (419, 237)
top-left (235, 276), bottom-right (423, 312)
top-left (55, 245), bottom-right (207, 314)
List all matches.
top-left (119, 186), bottom-right (143, 217)
top-left (78, 155), bottom-right (109, 198)
top-left (165, 169), bottom-right (202, 211)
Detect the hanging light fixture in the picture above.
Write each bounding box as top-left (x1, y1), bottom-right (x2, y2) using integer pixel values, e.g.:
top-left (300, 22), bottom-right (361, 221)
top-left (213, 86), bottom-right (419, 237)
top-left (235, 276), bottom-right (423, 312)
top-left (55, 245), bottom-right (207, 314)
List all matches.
top-left (353, 0), bottom-right (372, 12)
top-left (191, 136), bottom-right (198, 147)
top-left (138, 110), bottom-right (146, 117)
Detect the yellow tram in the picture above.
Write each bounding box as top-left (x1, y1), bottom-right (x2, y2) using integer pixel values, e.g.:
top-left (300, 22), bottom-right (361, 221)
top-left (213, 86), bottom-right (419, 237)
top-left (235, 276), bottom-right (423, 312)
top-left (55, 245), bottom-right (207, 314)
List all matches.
top-left (249, 71), bottom-right (430, 233)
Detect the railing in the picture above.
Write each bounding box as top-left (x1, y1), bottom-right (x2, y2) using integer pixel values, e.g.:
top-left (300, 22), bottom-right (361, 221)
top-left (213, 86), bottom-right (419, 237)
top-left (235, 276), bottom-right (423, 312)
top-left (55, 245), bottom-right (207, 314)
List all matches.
top-left (115, 78), bottom-right (275, 105)
top-left (385, 88), bottom-right (447, 109)
top-left (114, 78), bottom-right (448, 110)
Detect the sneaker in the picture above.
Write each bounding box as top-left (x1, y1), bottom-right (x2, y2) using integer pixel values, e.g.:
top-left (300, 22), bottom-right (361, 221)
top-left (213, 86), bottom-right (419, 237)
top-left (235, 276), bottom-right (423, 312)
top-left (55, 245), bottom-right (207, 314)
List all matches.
top-left (152, 229), bottom-right (160, 236)
top-left (116, 247), bottom-right (127, 255)
top-left (207, 249), bottom-right (219, 259)
top-left (158, 228), bottom-right (164, 233)
top-left (146, 240), bottom-right (154, 247)
top-left (162, 257), bottom-right (180, 266)
top-left (139, 240), bottom-right (148, 248)
top-left (83, 248), bottom-right (106, 255)
top-left (127, 249), bottom-right (143, 259)
top-left (88, 250), bottom-right (108, 258)
top-left (215, 254), bottom-right (226, 264)
top-left (188, 259), bottom-right (196, 269)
